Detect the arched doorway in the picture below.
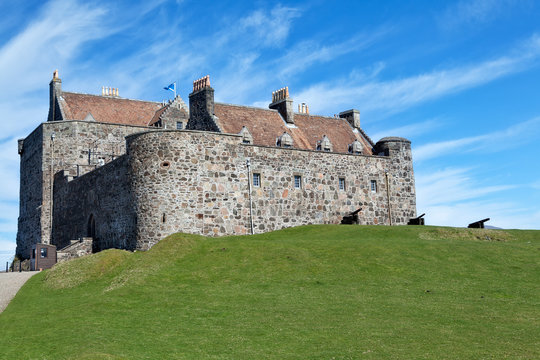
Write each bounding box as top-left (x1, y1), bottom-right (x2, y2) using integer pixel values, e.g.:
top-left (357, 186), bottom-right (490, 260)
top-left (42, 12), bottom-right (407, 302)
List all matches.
top-left (87, 214), bottom-right (98, 253)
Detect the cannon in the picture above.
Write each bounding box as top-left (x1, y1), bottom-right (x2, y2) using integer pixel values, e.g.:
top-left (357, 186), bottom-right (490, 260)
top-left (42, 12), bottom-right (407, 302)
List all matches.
top-left (468, 218), bottom-right (490, 229)
top-left (341, 208), bottom-right (362, 225)
top-left (407, 213), bottom-right (425, 225)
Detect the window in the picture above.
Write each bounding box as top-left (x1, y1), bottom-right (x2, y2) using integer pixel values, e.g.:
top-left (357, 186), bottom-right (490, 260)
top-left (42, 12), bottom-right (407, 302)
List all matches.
top-left (242, 139), bottom-right (251, 144)
top-left (294, 175), bottom-right (302, 189)
top-left (40, 247), bottom-right (47, 258)
top-left (370, 180), bottom-right (377, 193)
top-left (339, 177), bottom-right (345, 190)
top-left (253, 173), bottom-right (261, 187)
top-left (176, 121), bottom-right (183, 130)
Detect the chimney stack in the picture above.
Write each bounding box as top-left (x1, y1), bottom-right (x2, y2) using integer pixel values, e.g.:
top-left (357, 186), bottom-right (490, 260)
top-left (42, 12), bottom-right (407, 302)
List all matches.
top-left (48, 69), bottom-right (62, 121)
top-left (339, 109), bottom-right (360, 129)
top-left (188, 75), bottom-right (219, 131)
top-left (269, 86), bottom-right (294, 124)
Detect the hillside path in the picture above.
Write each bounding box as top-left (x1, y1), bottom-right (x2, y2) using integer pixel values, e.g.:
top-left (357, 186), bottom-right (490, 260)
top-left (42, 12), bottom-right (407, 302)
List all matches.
top-left (0, 272), bottom-right (38, 313)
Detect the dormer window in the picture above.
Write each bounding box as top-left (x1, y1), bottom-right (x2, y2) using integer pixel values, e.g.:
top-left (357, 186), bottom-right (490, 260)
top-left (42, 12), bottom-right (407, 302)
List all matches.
top-left (348, 139), bottom-right (363, 155)
top-left (276, 132), bottom-right (293, 148)
top-left (316, 135), bottom-right (333, 152)
top-left (239, 126), bottom-right (253, 144)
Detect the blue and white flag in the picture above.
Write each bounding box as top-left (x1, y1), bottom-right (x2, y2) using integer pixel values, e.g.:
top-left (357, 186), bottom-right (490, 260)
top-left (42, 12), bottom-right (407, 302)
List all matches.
top-left (163, 82), bottom-right (176, 97)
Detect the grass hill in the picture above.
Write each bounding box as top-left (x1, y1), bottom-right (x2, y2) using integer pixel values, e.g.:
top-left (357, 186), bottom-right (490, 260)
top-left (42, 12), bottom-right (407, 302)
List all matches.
top-left (0, 225), bottom-right (538, 359)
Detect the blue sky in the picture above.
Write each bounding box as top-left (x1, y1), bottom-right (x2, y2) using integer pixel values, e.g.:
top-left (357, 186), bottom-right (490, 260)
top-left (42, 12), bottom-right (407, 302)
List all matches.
top-left (1, 0), bottom-right (540, 266)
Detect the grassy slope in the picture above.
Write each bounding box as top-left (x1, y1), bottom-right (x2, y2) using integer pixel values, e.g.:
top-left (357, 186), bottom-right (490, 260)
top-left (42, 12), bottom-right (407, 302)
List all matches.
top-left (0, 225), bottom-right (538, 359)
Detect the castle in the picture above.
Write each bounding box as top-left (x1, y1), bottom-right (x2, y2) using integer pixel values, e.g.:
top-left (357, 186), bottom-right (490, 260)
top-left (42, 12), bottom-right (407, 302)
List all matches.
top-left (15, 71), bottom-right (416, 259)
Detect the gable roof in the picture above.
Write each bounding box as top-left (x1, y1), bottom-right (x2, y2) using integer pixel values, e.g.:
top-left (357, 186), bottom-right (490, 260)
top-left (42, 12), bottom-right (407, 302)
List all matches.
top-left (59, 92), bottom-right (162, 126)
top-left (214, 103), bottom-right (373, 154)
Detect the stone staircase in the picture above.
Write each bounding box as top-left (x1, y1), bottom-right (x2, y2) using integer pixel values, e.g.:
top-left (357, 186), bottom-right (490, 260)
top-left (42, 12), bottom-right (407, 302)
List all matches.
top-left (57, 238), bottom-right (93, 262)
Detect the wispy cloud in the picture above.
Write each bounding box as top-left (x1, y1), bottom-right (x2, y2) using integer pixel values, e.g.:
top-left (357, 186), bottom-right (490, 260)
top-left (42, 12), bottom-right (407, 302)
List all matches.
top-left (415, 166), bottom-right (539, 229)
top-left (413, 116), bottom-right (540, 161)
top-left (276, 29), bottom-right (389, 79)
top-left (294, 34), bottom-right (540, 115)
top-left (0, 0), bottom-right (110, 98)
top-left (439, 0), bottom-right (516, 30)
top-left (369, 118), bottom-right (443, 142)
top-left (416, 167), bottom-right (515, 207)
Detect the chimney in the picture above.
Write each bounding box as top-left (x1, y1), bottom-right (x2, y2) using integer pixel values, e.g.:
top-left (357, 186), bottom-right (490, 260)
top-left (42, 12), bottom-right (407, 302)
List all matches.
top-left (339, 109), bottom-right (360, 129)
top-left (48, 69), bottom-right (62, 121)
top-left (269, 87), bottom-right (294, 124)
top-left (188, 75), bottom-right (219, 131)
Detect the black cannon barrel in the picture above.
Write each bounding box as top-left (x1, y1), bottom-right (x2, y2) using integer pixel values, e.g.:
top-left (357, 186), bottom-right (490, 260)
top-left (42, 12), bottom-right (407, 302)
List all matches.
top-left (341, 208), bottom-right (362, 225)
top-left (468, 218), bottom-right (490, 228)
top-left (417, 213), bottom-right (426, 219)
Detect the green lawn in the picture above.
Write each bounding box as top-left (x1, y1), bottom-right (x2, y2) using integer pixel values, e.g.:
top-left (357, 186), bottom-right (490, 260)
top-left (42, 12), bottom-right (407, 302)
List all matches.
top-left (1, 225), bottom-right (538, 359)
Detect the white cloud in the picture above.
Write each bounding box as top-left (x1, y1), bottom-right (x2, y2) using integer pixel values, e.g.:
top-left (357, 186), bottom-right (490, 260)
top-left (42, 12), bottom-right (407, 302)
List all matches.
top-left (413, 116), bottom-right (540, 162)
top-left (416, 167), bottom-right (515, 207)
top-left (238, 6), bottom-right (301, 47)
top-left (276, 30), bottom-right (388, 79)
top-left (369, 118), bottom-right (443, 143)
top-left (416, 167), bottom-right (539, 229)
top-left (293, 34), bottom-right (540, 116)
top-left (0, 140), bottom-right (20, 202)
top-left (0, 0), bottom-right (110, 98)
top-left (423, 201), bottom-right (540, 230)
top-left (439, 0), bottom-right (514, 30)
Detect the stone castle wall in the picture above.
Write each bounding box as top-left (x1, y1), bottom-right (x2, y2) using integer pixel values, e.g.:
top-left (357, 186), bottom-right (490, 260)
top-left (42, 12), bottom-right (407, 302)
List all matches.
top-left (126, 130), bottom-right (416, 250)
top-left (16, 120), bottom-right (152, 259)
top-left (16, 126), bottom-right (44, 259)
top-left (52, 155), bottom-right (136, 251)
top-left (19, 124), bottom-right (416, 257)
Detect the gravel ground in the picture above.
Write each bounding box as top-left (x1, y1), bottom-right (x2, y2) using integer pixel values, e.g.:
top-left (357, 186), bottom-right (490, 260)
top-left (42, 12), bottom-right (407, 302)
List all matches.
top-left (0, 272), bottom-right (38, 313)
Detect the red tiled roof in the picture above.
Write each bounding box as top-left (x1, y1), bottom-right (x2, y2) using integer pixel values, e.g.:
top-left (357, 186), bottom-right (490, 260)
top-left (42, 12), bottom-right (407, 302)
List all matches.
top-left (215, 103), bottom-right (373, 154)
top-left (60, 92), bottom-right (162, 126)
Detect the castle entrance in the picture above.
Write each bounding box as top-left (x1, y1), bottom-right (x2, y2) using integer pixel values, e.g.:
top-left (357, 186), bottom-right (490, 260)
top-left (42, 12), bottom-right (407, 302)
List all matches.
top-left (87, 214), bottom-right (98, 253)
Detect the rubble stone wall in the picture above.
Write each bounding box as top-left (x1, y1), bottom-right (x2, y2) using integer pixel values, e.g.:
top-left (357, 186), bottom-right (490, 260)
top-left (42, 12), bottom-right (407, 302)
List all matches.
top-left (16, 120), bottom-right (150, 258)
top-left (52, 155), bottom-right (136, 251)
top-left (127, 130), bottom-right (416, 250)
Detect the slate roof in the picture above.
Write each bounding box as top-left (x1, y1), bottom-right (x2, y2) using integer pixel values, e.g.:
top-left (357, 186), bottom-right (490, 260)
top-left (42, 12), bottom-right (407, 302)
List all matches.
top-left (60, 92), bottom-right (162, 126)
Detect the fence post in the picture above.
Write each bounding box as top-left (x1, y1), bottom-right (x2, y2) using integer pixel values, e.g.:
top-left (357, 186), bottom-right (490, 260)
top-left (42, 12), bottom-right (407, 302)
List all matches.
top-left (5, 261), bottom-right (7, 273)
top-left (19, 261), bottom-right (22, 272)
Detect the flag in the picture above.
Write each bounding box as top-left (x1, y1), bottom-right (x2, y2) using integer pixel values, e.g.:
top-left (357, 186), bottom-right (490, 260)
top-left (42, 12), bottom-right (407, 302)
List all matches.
top-left (163, 82), bottom-right (176, 92)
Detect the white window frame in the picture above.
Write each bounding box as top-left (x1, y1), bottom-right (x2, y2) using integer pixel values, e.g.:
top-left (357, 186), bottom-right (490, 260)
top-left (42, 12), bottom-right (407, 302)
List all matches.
top-left (253, 173), bottom-right (261, 187)
top-left (294, 175), bottom-right (302, 189)
top-left (370, 180), bottom-right (377, 193)
top-left (339, 177), bottom-right (345, 190)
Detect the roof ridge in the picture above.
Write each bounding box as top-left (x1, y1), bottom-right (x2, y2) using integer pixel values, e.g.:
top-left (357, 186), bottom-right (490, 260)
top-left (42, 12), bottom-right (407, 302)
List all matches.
top-left (215, 102), bottom-right (279, 112)
top-left (295, 113), bottom-right (348, 120)
top-left (62, 91), bottom-right (162, 104)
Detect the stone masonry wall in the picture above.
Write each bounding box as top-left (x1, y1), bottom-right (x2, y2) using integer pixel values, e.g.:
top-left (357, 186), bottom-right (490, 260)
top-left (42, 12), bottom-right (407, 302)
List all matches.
top-left (52, 155), bottom-right (136, 251)
top-left (16, 126), bottom-right (44, 259)
top-left (127, 130), bottom-right (416, 250)
top-left (16, 120), bottom-right (152, 259)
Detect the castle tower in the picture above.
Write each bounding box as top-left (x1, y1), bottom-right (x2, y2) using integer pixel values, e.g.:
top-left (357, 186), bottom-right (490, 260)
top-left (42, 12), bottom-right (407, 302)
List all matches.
top-left (373, 137), bottom-right (417, 225)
